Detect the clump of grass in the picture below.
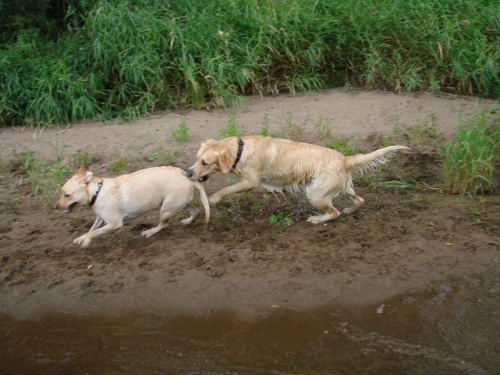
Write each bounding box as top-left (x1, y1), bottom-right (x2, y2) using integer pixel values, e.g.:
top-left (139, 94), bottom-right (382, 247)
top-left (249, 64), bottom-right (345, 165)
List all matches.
top-left (282, 112), bottom-right (307, 141)
top-left (409, 114), bottom-right (440, 148)
top-left (171, 121), bottom-right (189, 143)
top-left (144, 147), bottom-right (180, 166)
top-left (219, 116), bottom-right (246, 138)
top-left (328, 138), bottom-right (361, 156)
top-left (260, 114), bottom-right (274, 137)
top-left (108, 154), bottom-right (128, 173)
top-left (314, 114), bottom-right (332, 139)
top-left (269, 212), bottom-right (293, 227)
top-left (10, 149), bottom-right (71, 206)
top-left (443, 112), bottom-right (500, 195)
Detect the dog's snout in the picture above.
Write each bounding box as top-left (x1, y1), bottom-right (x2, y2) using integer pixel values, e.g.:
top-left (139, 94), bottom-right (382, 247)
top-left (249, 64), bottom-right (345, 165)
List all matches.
top-left (186, 169), bottom-right (193, 178)
top-left (53, 203), bottom-right (58, 210)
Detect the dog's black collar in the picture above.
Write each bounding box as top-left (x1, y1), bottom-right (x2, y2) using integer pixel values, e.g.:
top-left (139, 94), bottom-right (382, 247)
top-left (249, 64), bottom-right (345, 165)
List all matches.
top-left (232, 138), bottom-right (244, 169)
top-left (89, 181), bottom-right (103, 207)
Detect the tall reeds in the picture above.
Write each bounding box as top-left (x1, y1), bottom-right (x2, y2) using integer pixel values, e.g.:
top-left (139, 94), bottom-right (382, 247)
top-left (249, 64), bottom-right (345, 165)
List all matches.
top-left (0, 0), bottom-right (498, 126)
top-left (443, 111), bottom-right (500, 195)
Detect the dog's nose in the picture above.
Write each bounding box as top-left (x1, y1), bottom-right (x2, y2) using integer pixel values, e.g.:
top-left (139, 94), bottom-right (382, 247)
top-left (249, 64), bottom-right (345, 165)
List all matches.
top-left (186, 169), bottom-right (193, 178)
top-left (53, 204), bottom-right (58, 210)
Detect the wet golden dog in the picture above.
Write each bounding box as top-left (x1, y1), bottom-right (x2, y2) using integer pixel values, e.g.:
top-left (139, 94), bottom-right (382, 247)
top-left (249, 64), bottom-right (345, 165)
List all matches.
top-left (55, 166), bottom-right (209, 247)
top-left (187, 136), bottom-right (409, 224)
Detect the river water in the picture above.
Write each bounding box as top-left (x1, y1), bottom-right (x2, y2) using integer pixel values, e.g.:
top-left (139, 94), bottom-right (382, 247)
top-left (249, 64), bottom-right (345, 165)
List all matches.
top-left (1, 272), bottom-right (498, 375)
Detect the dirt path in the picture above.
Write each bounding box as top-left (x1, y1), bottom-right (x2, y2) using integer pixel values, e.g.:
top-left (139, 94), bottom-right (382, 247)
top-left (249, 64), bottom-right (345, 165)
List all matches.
top-left (0, 89), bottom-right (498, 320)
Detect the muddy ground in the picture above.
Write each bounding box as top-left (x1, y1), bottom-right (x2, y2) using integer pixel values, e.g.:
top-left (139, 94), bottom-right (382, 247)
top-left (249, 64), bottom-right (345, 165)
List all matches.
top-left (0, 90), bottom-right (499, 374)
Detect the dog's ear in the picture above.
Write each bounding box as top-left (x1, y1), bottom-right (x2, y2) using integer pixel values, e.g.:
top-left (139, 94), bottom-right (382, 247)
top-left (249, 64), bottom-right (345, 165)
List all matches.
top-left (84, 170), bottom-right (93, 184)
top-left (76, 166), bottom-right (90, 176)
top-left (76, 166), bottom-right (93, 184)
top-left (201, 139), bottom-right (215, 148)
top-left (218, 150), bottom-right (233, 174)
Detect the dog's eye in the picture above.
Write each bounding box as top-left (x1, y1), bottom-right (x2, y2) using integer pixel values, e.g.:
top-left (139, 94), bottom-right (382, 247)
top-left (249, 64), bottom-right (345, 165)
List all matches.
top-left (64, 194), bottom-right (71, 198)
top-left (201, 160), bottom-right (208, 167)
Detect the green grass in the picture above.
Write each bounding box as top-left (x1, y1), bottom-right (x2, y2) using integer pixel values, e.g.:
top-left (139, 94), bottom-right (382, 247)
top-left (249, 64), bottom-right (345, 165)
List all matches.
top-left (144, 147), bottom-right (180, 166)
top-left (9, 149), bottom-right (72, 206)
top-left (219, 116), bottom-right (246, 138)
top-left (260, 114), bottom-right (274, 137)
top-left (108, 154), bottom-right (128, 173)
top-left (328, 138), bottom-right (362, 156)
top-left (0, 0), bottom-right (498, 126)
top-left (269, 212), bottom-right (293, 227)
top-left (443, 111), bottom-right (500, 195)
top-left (408, 114), bottom-right (440, 148)
top-left (171, 121), bottom-right (190, 143)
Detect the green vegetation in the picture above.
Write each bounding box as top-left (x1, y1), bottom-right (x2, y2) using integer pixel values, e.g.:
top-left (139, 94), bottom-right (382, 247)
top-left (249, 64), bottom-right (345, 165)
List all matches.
top-left (282, 111), bottom-right (306, 140)
top-left (408, 114), bottom-right (440, 148)
top-left (328, 138), bottom-right (361, 156)
top-left (10, 150), bottom-right (71, 205)
top-left (171, 121), bottom-right (190, 143)
top-left (108, 154), bottom-right (128, 172)
top-left (260, 114), bottom-right (273, 137)
top-left (219, 116), bottom-right (246, 138)
top-left (314, 115), bottom-right (332, 139)
top-left (269, 212), bottom-right (293, 227)
top-left (443, 111), bottom-right (500, 195)
top-left (144, 147), bottom-right (180, 165)
top-left (1, 0), bottom-right (498, 126)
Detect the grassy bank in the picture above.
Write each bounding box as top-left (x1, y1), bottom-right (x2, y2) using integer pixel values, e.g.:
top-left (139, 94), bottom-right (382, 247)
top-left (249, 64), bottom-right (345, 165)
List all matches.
top-left (1, 0), bottom-right (499, 126)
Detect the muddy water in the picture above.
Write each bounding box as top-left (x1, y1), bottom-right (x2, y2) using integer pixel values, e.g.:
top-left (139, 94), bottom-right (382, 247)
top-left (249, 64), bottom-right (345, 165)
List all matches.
top-left (1, 272), bottom-right (498, 375)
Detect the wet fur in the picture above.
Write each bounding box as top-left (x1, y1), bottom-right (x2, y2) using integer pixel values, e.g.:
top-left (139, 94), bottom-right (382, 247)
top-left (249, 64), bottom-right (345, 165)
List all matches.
top-left (187, 136), bottom-right (409, 224)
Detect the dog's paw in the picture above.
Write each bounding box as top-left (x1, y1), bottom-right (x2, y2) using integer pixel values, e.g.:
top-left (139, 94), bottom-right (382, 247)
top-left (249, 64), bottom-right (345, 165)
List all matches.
top-left (74, 234), bottom-right (92, 247)
top-left (306, 216), bottom-right (322, 225)
top-left (80, 239), bottom-right (91, 248)
top-left (141, 228), bottom-right (158, 238)
top-left (74, 235), bottom-right (86, 245)
top-left (180, 218), bottom-right (194, 225)
top-left (208, 195), bottom-right (221, 205)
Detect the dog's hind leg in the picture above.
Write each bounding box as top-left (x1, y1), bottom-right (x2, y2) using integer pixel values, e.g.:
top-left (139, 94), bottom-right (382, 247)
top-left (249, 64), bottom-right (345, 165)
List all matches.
top-left (305, 185), bottom-right (341, 224)
top-left (180, 203), bottom-right (199, 225)
top-left (342, 185), bottom-right (365, 214)
top-left (141, 198), bottom-right (183, 238)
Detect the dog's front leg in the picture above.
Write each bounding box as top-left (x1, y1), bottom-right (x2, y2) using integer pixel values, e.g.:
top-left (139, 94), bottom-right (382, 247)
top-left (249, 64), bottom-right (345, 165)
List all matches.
top-left (75, 222), bottom-right (123, 248)
top-left (74, 216), bottom-right (105, 247)
top-left (89, 215), bottom-right (105, 231)
top-left (209, 179), bottom-right (257, 204)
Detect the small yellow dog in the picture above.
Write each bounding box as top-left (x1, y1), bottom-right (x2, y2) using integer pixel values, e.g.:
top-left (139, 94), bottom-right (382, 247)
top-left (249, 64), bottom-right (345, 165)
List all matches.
top-left (55, 166), bottom-right (209, 247)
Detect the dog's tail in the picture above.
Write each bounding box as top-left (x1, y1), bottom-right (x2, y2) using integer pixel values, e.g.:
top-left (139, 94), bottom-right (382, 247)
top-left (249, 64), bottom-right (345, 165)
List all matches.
top-left (344, 145), bottom-right (410, 175)
top-left (193, 181), bottom-right (210, 228)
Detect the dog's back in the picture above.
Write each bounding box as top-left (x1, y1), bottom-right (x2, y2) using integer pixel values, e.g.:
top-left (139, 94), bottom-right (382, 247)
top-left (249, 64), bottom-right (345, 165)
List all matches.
top-left (236, 136), bottom-right (346, 186)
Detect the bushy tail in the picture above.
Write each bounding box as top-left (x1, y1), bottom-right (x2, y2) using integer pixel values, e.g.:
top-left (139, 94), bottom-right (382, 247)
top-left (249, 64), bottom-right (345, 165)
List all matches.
top-left (345, 145), bottom-right (410, 175)
top-left (194, 181), bottom-right (210, 228)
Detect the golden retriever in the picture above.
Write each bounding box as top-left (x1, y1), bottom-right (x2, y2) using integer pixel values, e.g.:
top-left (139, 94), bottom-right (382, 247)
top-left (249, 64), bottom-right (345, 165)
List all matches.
top-left (186, 136), bottom-right (409, 224)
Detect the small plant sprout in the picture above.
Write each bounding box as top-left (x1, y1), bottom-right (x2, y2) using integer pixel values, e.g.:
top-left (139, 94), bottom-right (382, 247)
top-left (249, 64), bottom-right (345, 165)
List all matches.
top-left (328, 138), bottom-right (361, 156)
top-left (269, 212), bottom-right (293, 227)
top-left (108, 154), bottom-right (128, 172)
top-left (282, 111), bottom-right (306, 141)
top-left (145, 147), bottom-right (179, 166)
top-left (409, 114), bottom-right (439, 147)
top-left (171, 121), bottom-right (189, 143)
top-left (260, 114), bottom-right (273, 137)
top-left (219, 116), bottom-right (246, 138)
top-left (314, 114), bottom-right (332, 139)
